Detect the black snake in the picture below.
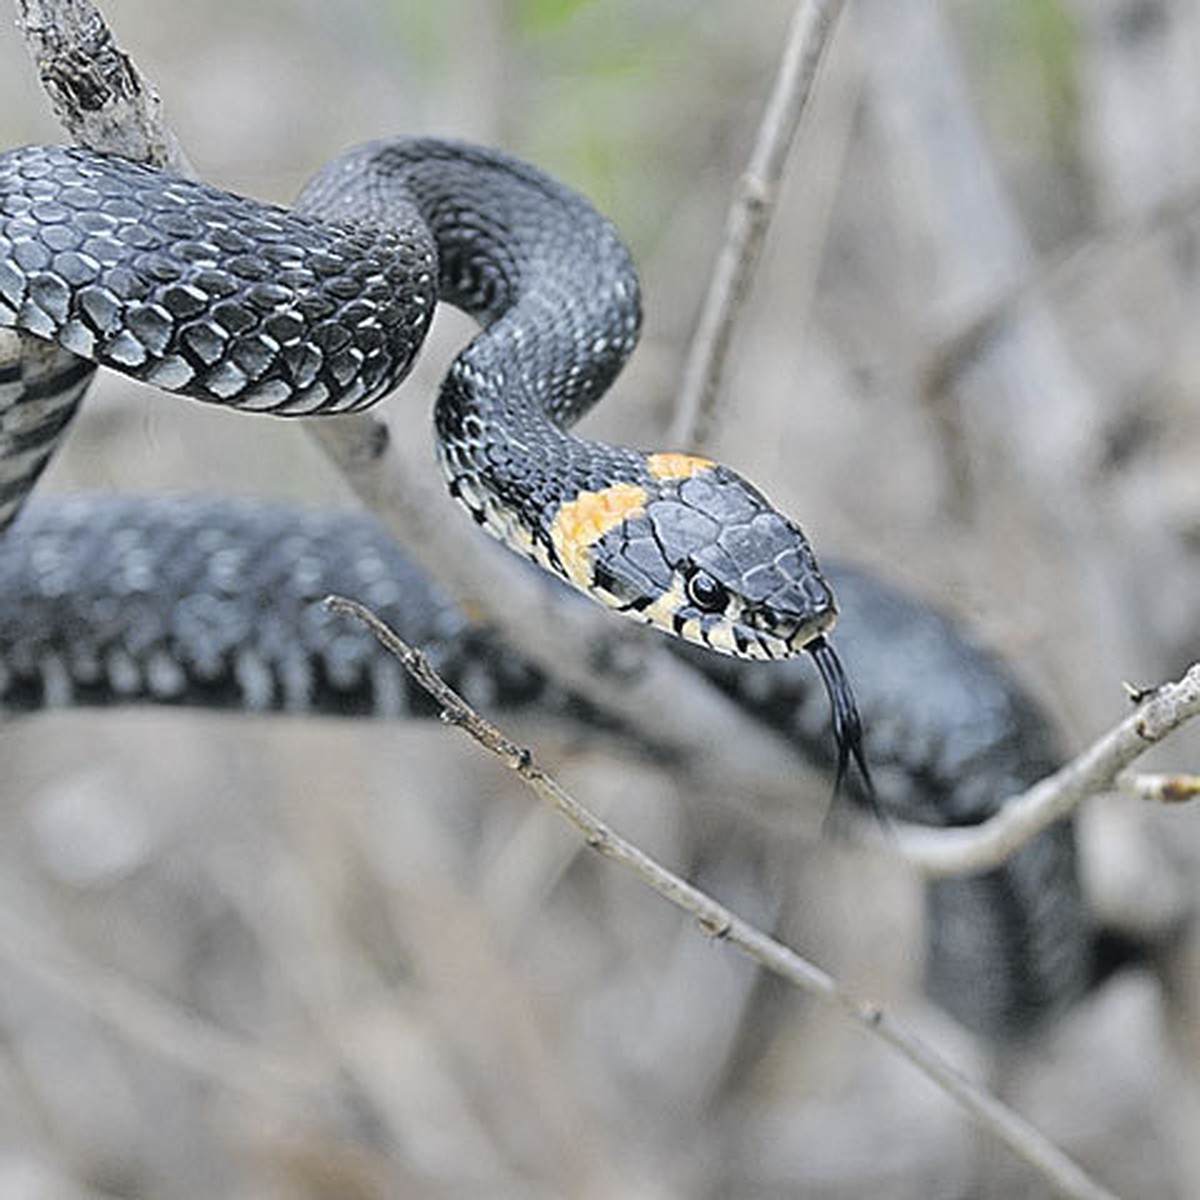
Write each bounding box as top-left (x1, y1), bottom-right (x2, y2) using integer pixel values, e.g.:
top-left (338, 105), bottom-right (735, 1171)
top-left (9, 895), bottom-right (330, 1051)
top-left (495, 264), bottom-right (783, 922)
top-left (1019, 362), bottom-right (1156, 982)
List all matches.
top-left (0, 137), bottom-right (1109, 1041)
top-left (0, 141), bottom-right (837, 656)
top-left (1, 137), bottom-right (869, 790)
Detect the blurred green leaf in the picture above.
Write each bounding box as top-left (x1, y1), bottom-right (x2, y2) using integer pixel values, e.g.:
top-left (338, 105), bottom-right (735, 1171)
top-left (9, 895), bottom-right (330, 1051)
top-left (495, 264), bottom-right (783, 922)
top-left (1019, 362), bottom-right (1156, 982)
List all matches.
top-left (1017, 0), bottom-right (1080, 124)
top-left (516, 0), bottom-right (596, 35)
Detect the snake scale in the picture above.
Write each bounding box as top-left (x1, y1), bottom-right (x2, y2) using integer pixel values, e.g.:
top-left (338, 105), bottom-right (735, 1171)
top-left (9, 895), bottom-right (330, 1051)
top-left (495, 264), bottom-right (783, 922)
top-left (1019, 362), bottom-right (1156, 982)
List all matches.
top-left (0, 137), bottom-right (1107, 1041)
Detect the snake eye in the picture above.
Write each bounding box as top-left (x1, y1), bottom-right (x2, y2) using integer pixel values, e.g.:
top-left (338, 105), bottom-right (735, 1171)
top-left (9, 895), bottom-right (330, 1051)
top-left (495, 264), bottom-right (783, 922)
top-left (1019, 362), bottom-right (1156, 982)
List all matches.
top-left (685, 568), bottom-right (730, 613)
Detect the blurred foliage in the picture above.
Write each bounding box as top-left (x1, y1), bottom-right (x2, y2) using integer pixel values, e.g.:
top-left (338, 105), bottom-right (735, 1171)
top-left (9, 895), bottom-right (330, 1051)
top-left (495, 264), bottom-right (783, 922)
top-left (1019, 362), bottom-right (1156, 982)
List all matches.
top-left (948, 0), bottom-right (1085, 239)
top-left (1017, 0), bottom-right (1082, 126)
top-left (364, 1), bottom-right (773, 249)
top-left (514, 0), bottom-right (595, 34)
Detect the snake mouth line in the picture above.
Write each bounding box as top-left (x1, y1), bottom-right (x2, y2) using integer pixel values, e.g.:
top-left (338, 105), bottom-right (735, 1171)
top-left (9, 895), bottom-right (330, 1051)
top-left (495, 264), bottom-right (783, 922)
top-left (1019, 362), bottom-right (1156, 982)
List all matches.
top-left (784, 604), bottom-right (838, 656)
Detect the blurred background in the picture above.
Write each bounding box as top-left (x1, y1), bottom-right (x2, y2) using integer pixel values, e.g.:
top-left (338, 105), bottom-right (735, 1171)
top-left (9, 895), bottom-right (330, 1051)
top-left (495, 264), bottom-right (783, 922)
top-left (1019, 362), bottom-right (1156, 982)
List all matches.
top-left (2, 0), bottom-right (1199, 1196)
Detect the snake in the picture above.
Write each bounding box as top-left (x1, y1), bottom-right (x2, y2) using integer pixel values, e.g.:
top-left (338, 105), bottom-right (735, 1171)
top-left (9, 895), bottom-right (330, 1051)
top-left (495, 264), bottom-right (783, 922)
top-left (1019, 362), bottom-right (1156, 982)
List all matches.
top-left (0, 493), bottom-right (1113, 1043)
top-left (0, 136), bottom-right (870, 795)
top-left (0, 137), bottom-right (1121, 1041)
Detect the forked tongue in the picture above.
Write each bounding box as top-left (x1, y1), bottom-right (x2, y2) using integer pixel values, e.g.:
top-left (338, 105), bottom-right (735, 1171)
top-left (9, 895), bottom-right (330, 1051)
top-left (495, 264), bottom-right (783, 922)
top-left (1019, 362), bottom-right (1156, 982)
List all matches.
top-left (806, 635), bottom-right (880, 826)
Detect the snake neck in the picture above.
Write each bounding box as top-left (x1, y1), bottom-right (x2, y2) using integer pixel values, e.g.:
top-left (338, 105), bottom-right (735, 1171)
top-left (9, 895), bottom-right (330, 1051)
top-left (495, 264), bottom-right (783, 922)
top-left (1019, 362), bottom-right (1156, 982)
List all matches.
top-left (300, 140), bottom-right (643, 427)
top-left (433, 350), bottom-right (648, 566)
top-left (302, 139), bottom-right (651, 571)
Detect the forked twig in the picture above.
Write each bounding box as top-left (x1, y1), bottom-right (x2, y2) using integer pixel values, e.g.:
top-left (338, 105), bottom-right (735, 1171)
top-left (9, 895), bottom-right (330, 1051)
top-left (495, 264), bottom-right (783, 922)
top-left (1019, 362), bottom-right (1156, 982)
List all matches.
top-left (671, 0), bottom-right (846, 450)
top-left (891, 663), bottom-right (1200, 877)
top-left (326, 593), bottom-right (1120, 1200)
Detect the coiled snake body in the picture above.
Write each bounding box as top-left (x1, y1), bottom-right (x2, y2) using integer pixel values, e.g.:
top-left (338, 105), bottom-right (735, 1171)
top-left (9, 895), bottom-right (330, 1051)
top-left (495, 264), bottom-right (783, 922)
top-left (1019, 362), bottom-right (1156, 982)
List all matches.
top-left (0, 137), bottom-right (1099, 1040)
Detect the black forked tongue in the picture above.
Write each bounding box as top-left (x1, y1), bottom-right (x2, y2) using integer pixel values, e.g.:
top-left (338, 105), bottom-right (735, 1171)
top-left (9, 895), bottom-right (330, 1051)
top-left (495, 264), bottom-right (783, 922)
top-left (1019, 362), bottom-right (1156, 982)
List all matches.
top-left (807, 635), bottom-right (881, 826)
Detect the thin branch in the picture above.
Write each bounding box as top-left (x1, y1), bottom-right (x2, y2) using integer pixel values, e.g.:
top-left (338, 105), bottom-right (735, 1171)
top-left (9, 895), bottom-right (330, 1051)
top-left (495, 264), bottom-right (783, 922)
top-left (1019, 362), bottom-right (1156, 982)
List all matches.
top-left (889, 662), bottom-right (1200, 878)
top-left (326, 594), bottom-right (1120, 1200)
top-left (670, 0), bottom-right (846, 450)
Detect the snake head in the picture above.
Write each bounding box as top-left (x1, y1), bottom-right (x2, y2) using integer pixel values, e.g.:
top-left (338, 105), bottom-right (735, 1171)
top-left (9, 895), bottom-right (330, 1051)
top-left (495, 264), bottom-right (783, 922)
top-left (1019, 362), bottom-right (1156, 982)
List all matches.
top-left (551, 453), bottom-right (838, 660)
top-left (547, 451), bottom-right (877, 812)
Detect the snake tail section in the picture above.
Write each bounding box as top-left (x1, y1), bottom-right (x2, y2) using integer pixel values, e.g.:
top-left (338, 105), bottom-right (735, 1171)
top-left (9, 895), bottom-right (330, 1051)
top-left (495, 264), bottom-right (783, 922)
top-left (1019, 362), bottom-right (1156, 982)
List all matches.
top-left (0, 494), bottom-right (616, 727)
top-left (0, 494), bottom-right (1101, 1043)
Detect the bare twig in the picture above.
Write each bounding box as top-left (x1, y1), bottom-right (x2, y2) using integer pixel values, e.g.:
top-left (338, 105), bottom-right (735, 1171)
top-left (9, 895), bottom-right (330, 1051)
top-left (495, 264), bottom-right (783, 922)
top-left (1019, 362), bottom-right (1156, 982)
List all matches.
top-left (890, 662), bottom-right (1200, 877)
top-left (14, 0), bottom-right (187, 169)
top-left (670, 0), bottom-right (846, 450)
top-left (327, 593), bottom-right (1120, 1200)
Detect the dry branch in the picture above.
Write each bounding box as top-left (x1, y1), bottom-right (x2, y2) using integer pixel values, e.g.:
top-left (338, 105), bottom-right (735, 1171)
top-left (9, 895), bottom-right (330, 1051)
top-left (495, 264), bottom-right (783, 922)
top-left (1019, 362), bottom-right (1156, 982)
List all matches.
top-left (15, 0), bottom-right (187, 168)
top-left (671, 0), bottom-right (846, 450)
top-left (327, 594), bottom-right (1121, 1200)
top-left (891, 662), bottom-right (1200, 877)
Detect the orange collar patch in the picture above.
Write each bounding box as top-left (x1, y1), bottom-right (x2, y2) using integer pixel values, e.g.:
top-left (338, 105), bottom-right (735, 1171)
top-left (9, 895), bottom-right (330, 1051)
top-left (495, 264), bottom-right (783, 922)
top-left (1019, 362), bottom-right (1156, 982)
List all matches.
top-left (549, 481), bottom-right (647, 592)
top-left (645, 451), bottom-right (715, 481)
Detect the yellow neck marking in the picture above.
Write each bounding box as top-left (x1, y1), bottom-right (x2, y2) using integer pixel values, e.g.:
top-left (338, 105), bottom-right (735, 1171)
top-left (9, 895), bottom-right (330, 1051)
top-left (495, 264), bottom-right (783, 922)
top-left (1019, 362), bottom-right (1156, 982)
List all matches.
top-left (550, 482), bottom-right (647, 592)
top-left (646, 451), bottom-right (715, 481)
